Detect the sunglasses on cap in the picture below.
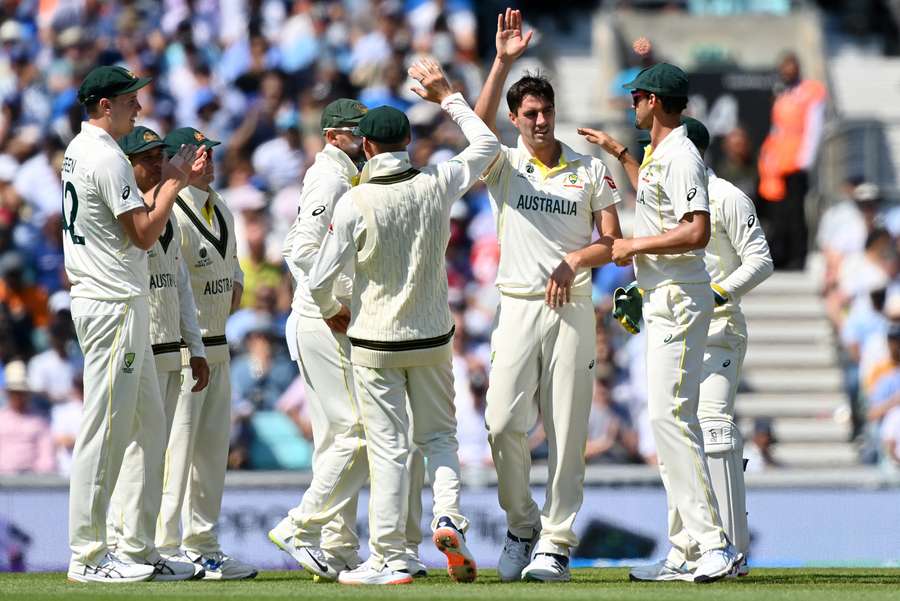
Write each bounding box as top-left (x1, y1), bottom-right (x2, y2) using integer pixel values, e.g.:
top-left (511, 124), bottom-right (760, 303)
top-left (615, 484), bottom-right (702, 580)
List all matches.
top-left (323, 126), bottom-right (361, 135)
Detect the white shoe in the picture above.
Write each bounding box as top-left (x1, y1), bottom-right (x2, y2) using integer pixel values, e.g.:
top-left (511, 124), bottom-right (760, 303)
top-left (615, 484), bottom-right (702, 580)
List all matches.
top-left (158, 551), bottom-right (206, 580)
top-left (405, 554), bottom-right (428, 578)
top-left (147, 556), bottom-right (202, 581)
top-left (337, 559), bottom-right (413, 585)
top-left (67, 553), bottom-right (156, 583)
top-left (521, 552), bottom-right (571, 582)
top-left (433, 519), bottom-right (477, 583)
top-left (693, 546), bottom-right (741, 583)
top-left (629, 558), bottom-right (693, 582)
top-left (268, 518), bottom-right (341, 581)
top-left (727, 556), bottom-right (750, 578)
top-left (185, 550), bottom-right (258, 580)
top-left (497, 530), bottom-right (537, 582)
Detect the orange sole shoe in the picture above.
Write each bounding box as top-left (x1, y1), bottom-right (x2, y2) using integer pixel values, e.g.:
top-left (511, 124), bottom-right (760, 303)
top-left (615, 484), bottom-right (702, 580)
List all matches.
top-left (433, 526), bottom-right (477, 583)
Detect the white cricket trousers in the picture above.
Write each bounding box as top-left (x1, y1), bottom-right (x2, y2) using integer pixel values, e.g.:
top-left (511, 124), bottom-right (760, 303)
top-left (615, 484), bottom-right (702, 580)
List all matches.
top-left (667, 313), bottom-right (749, 566)
top-left (353, 359), bottom-right (466, 570)
top-left (284, 314), bottom-right (427, 566)
top-left (107, 364), bottom-right (182, 558)
top-left (68, 296), bottom-right (165, 565)
top-left (643, 283), bottom-right (728, 555)
top-left (156, 356), bottom-right (231, 554)
top-left (485, 295), bottom-right (596, 555)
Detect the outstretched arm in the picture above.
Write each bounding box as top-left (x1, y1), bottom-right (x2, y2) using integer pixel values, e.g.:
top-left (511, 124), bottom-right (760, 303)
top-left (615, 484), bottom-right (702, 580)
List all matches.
top-left (473, 8), bottom-right (533, 135)
top-left (578, 128), bottom-right (640, 190)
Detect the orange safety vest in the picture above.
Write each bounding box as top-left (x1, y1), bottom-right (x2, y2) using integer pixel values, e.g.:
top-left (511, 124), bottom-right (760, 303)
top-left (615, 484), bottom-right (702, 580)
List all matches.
top-left (757, 79), bottom-right (827, 201)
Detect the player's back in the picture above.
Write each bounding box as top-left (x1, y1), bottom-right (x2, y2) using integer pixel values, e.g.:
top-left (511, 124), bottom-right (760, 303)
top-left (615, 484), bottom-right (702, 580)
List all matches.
top-left (61, 123), bottom-right (149, 301)
top-left (348, 168), bottom-right (453, 344)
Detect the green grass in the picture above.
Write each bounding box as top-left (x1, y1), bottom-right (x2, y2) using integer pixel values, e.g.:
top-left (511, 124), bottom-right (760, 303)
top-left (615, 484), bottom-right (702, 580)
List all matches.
top-left (3, 569), bottom-right (900, 601)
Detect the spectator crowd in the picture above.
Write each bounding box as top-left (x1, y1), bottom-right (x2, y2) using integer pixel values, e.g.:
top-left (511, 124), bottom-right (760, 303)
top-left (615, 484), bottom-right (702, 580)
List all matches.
top-left (0, 0), bottom-right (795, 476)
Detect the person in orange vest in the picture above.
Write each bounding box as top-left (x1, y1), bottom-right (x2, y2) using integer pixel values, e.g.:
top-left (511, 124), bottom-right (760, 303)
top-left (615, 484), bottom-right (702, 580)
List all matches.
top-left (757, 52), bottom-right (826, 270)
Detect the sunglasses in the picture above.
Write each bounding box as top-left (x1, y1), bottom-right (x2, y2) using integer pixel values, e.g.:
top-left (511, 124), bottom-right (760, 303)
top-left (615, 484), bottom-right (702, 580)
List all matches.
top-left (631, 91), bottom-right (650, 107)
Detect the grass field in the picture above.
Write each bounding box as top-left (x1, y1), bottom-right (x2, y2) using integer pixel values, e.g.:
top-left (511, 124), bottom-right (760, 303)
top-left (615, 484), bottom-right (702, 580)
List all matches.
top-left (3, 569), bottom-right (900, 601)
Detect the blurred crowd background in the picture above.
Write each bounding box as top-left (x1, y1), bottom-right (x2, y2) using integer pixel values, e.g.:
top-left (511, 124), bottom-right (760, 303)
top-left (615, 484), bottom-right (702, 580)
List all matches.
top-left (1, 0), bottom-right (899, 477)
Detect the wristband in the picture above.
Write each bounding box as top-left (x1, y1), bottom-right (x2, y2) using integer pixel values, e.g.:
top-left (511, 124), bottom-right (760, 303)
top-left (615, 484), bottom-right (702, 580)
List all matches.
top-left (616, 147), bottom-right (629, 162)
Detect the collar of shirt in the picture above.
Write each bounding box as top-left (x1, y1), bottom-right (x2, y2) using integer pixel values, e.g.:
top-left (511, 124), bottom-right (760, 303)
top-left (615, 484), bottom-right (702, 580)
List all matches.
top-left (80, 121), bottom-right (126, 156)
top-left (357, 151), bottom-right (411, 184)
top-left (321, 143), bottom-right (360, 181)
top-left (181, 185), bottom-right (218, 223)
top-left (644, 124), bottom-right (687, 164)
top-left (515, 136), bottom-right (583, 179)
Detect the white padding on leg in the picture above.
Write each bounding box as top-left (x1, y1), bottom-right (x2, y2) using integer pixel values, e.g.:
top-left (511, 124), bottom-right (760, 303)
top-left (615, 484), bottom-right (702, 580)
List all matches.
top-left (701, 417), bottom-right (749, 555)
top-left (701, 417), bottom-right (738, 454)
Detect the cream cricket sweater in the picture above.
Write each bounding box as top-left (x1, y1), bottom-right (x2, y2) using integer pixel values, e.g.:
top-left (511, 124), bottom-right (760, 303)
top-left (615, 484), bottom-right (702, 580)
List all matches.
top-left (308, 93), bottom-right (499, 368)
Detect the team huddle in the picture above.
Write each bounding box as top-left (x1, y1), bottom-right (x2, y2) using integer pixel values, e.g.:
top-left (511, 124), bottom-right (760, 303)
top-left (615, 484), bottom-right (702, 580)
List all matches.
top-left (61, 7), bottom-right (772, 587)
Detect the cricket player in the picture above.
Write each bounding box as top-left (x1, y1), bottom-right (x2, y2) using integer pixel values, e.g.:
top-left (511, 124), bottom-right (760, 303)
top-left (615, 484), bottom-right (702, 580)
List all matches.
top-left (64, 66), bottom-right (205, 583)
top-left (472, 9), bottom-right (623, 582)
top-left (268, 99), bottom-right (429, 580)
top-left (155, 127), bottom-right (257, 580)
top-left (106, 126), bottom-right (211, 580)
top-left (308, 58), bottom-right (498, 585)
top-left (581, 118), bottom-right (773, 578)
top-left (597, 63), bottom-right (740, 583)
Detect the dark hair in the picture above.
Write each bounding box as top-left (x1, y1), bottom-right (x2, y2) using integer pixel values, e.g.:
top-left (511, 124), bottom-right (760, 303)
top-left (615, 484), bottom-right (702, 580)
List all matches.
top-left (84, 100), bottom-right (101, 117)
top-left (506, 72), bottom-right (554, 115)
top-left (658, 95), bottom-right (688, 114)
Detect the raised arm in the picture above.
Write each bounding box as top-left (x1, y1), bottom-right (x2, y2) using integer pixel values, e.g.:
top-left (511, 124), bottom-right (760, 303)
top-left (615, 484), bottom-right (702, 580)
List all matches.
top-left (408, 58), bottom-right (499, 199)
top-left (578, 128), bottom-right (640, 190)
top-left (473, 8), bottom-right (533, 134)
top-left (118, 146), bottom-right (206, 250)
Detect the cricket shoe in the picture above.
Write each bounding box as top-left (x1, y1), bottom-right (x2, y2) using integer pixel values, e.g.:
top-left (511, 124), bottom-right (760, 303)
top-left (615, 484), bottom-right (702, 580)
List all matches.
top-left (629, 558), bottom-right (693, 582)
top-left (158, 551), bottom-right (206, 580)
top-left (406, 553), bottom-right (428, 578)
top-left (185, 550), bottom-right (258, 580)
top-left (433, 516), bottom-right (476, 583)
top-left (337, 559), bottom-right (413, 585)
top-left (67, 553), bottom-right (156, 583)
top-left (268, 517), bottom-right (341, 581)
top-left (521, 552), bottom-right (571, 582)
top-left (727, 556), bottom-right (750, 578)
top-left (693, 546), bottom-right (741, 583)
top-left (146, 556), bottom-right (202, 581)
top-left (497, 529), bottom-right (538, 582)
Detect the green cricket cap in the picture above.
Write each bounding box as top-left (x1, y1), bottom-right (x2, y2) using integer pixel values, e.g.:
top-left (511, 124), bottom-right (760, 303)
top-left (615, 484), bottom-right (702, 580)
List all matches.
top-left (623, 62), bottom-right (689, 97)
top-left (117, 126), bottom-right (165, 156)
top-left (680, 116), bottom-right (710, 152)
top-left (356, 106), bottom-right (410, 144)
top-left (321, 98), bottom-right (368, 131)
top-left (78, 65), bottom-right (152, 105)
top-left (163, 127), bottom-right (220, 157)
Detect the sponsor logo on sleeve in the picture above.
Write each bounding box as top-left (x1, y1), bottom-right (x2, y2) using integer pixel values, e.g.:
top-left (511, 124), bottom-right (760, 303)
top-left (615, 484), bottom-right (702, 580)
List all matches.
top-left (312, 205), bottom-right (326, 216)
top-left (603, 175), bottom-right (617, 190)
top-left (122, 185), bottom-right (130, 200)
top-left (747, 215), bottom-right (756, 228)
top-left (687, 187), bottom-right (697, 202)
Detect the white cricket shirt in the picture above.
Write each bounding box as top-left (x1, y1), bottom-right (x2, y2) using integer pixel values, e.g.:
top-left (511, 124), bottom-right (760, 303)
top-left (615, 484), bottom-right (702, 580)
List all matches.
top-left (283, 143), bottom-right (357, 319)
top-left (633, 125), bottom-right (711, 290)
top-left (704, 169), bottom-right (774, 342)
top-left (482, 138), bottom-right (621, 297)
top-left (61, 122), bottom-right (148, 300)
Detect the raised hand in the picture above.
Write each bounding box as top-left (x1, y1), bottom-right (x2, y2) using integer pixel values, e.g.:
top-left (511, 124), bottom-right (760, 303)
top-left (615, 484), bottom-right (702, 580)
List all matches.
top-left (408, 57), bottom-right (454, 104)
top-left (577, 128), bottom-right (625, 158)
top-left (496, 8), bottom-right (533, 63)
top-left (162, 143), bottom-right (200, 187)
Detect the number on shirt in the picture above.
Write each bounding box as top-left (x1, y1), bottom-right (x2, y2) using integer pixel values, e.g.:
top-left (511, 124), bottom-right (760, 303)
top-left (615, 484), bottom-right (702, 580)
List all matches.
top-left (61, 181), bottom-right (85, 245)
